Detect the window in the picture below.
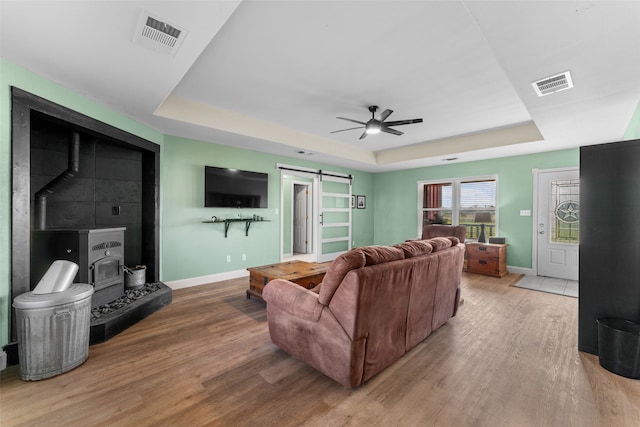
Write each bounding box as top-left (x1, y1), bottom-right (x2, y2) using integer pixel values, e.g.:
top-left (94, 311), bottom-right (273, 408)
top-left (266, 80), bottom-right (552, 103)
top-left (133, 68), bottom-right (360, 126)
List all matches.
top-left (418, 177), bottom-right (497, 241)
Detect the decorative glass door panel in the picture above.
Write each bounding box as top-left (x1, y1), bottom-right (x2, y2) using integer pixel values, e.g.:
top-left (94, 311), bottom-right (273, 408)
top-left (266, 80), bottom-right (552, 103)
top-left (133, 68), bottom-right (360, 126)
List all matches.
top-left (550, 178), bottom-right (579, 244)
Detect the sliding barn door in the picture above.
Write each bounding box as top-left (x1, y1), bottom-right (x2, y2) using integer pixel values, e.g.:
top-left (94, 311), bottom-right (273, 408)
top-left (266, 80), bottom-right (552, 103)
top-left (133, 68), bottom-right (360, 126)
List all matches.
top-left (317, 176), bottom-right (352, 262)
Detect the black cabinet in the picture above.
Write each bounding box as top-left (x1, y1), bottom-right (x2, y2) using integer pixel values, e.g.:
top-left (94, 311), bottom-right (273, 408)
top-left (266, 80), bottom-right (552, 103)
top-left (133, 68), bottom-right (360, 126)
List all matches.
top-left (579, 138), bottom-right (640, 354)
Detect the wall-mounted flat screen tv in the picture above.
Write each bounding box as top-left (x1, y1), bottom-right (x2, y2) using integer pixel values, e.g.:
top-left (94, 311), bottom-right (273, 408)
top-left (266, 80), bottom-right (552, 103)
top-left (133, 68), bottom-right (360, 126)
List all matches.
top-left (204, 166), bottom-right (268, 208)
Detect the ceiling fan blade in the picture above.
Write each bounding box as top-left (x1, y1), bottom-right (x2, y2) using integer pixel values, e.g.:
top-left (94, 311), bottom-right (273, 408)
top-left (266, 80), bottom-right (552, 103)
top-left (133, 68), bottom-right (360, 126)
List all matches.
top-left (381, 126), bottom-right (403, 136)
top-left (377, 109), bottom-right (393, 122)
top-left (359, 130), bottom-right (368, 140)
top-left (336, 117), bottom-right (367, 125)
top-left (330, 126), bottom-right (365, 134)
top-left (383, 118), bottom-right (423, 127)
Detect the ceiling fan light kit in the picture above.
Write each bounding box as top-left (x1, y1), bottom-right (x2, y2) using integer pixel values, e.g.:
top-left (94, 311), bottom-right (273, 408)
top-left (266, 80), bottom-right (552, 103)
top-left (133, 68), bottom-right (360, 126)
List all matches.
top-left (331, 105), bottom-right (423, 140)
top-left (365, 123), bottom-right (381, 134)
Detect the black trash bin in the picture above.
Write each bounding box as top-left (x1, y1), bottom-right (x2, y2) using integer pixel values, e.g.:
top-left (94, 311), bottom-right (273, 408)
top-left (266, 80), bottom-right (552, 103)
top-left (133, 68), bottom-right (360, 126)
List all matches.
top-left (597, 317), bottom-right (640, 379)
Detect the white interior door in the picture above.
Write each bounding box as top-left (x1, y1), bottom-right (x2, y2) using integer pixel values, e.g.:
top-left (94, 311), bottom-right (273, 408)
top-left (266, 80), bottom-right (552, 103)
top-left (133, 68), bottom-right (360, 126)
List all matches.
top-left (536, 168), bottom-right (579, 280)
top-left (293, 183), bottom-right (310, 253)
top-left (317, 176), bottom-right (352, 263)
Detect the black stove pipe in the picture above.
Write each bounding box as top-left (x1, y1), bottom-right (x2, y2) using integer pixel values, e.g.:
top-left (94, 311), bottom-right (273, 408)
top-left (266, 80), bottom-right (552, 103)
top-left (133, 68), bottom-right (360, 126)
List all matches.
top-left (34, 131), bottom-right (81, 230)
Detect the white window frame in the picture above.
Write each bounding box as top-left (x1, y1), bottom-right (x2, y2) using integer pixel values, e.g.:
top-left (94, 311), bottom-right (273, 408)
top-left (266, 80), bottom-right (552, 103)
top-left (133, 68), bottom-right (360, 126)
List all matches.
top-left (417, 175), bottom-right (498, 239)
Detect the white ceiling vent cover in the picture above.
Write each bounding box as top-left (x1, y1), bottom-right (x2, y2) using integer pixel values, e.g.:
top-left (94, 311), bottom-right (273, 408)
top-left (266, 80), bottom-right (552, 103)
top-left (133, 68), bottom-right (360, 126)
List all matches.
top-left (532, 71), bottom-right (573, 97)
top-left (134, 11), bottom-right (186, 55)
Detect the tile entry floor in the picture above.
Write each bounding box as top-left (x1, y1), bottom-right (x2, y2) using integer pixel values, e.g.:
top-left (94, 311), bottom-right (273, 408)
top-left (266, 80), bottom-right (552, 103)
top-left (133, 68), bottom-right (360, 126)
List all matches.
top-left (515, 275), bottom-right (579, 298)
top-left (282, 253), bottom-right (316, 263)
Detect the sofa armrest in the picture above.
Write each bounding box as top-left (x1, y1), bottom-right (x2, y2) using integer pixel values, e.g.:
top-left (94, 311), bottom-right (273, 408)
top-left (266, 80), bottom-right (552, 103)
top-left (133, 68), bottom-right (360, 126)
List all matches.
top-left (263, 279), bottom-right (324, 322)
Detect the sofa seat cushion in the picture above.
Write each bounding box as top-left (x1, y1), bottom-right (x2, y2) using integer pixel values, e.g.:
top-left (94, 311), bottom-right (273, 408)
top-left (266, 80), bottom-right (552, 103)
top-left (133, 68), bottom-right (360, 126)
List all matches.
top-left (358, 245), bottom-right (405, 266)
top-left (318, 249), bottom-right (366, 305)
top-left (394, 240), bottom-right (434, 258)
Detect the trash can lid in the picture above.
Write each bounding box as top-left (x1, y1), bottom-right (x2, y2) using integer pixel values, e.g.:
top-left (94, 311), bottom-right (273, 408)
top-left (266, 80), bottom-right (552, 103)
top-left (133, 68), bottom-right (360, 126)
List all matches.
top-left (13, 283), bottom-right (94, 309)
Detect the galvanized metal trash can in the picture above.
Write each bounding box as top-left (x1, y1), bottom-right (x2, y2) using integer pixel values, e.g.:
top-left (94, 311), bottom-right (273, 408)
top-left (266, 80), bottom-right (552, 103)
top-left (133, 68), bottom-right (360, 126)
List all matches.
top-left (124, 265), bottom-right (146, 290)
top-left (12, 260), bottom-right (94, 381)
top-left (597, 317), bottom-right (640, 379)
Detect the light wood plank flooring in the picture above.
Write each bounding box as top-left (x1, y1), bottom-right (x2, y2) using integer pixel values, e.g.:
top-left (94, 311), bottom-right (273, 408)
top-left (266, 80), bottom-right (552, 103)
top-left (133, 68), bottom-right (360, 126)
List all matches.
top-left (2, 273), bottom-right (639, 426)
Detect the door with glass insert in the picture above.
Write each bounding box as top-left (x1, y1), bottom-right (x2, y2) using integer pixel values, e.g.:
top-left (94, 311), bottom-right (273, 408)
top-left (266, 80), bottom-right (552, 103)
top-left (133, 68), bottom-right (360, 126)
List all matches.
top-left (317, 176), bottom-right (352, 262)
top-left (537, 169), bottom-right (579, 280)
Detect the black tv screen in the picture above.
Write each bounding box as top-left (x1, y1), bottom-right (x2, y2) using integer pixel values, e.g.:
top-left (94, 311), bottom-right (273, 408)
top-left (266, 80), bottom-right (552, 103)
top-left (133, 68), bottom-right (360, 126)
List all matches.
top-left (204, 166), bottom-right (268, 208)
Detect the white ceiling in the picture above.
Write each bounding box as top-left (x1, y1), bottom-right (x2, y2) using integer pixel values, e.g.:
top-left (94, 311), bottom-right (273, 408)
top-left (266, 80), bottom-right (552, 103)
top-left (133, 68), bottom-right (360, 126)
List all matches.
top-left (2, 0), bottom-right (640, 172)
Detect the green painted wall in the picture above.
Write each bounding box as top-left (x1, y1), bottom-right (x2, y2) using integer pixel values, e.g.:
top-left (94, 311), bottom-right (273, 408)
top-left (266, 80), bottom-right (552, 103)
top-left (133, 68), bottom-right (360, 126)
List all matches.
top-left (161, 135), bottom-right (374, 281)
top-left (372, 149), bottom-right (579, 269)
top-left (0, 59), bottom-right (164, 348)
top-left (624, 100), bottom-right (640, 140)
top-left (351, 180), bottom-right (374, 248)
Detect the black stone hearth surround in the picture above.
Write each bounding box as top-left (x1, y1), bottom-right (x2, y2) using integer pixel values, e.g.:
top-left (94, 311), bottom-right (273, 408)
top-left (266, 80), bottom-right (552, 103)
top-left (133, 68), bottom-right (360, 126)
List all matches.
top-left (90, 282), bottom-right (172, 345)
top-left (6, 88), bottom-right (163, 361)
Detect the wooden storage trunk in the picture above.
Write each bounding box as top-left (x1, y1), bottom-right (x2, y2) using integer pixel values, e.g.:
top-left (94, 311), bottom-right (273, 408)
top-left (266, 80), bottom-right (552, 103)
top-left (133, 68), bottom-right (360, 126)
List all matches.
top-left (466, 242), bottom-right (507, 278)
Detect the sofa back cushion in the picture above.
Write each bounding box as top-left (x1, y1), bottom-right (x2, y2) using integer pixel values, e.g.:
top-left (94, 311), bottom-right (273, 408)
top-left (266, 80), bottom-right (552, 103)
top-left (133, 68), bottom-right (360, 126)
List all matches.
top-left (448, 236), bottom-right (461, 246)
top-left (328, 258), bottom-right (413, 381)
top-left (425, 237), bottom-right (453, 252)
top-left (358, 245), bottom-right (405, 266)
top-left (318, 249), bottom-right (366, 305)
top-left (394, 240), bottom-right (434, 258)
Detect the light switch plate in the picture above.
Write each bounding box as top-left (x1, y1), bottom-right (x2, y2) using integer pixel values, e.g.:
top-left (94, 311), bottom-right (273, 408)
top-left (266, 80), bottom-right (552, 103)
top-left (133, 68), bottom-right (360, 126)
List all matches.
top-left (520, 210), bottom-right (531, 216)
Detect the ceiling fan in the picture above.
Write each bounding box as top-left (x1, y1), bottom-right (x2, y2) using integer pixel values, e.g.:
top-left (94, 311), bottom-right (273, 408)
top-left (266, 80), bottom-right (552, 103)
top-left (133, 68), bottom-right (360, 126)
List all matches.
top-left (331, 105), bottom-right (423, 140)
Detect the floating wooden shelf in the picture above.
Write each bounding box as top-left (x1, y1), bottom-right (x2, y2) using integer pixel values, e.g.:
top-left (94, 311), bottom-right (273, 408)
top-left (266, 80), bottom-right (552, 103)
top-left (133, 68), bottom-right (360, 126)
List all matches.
top-left (202, 218), bottom-right (269, 238)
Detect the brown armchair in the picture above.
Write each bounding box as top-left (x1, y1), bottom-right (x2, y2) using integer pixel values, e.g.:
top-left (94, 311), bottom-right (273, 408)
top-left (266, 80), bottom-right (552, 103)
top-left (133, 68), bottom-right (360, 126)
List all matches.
top-left (421, 225), bottom-right (466, 242)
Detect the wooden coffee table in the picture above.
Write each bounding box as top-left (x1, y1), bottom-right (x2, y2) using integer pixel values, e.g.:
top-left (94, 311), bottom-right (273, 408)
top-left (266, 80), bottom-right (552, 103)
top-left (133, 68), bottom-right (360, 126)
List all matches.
top-left (246, 260), bottom-right (331, 301)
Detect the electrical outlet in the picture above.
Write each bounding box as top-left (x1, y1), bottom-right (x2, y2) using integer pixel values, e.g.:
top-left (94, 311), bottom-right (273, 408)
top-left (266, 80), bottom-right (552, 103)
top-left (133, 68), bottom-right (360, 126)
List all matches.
top-left (520, 210), bottom-right (531, 216)
top-left (275, 208), bottom-right (279, 215)
top-left (226, 255), bottom-right (231, 263)
top-left (242, 254), bottom-right (246, 261)
top-left (111, 206), bottom-right (121, 216)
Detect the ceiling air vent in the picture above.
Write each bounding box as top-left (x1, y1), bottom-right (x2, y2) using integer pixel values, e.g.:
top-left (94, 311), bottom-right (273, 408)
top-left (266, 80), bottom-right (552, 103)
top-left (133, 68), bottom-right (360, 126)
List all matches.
top-left (134, 11), bottom-right (186, 55)
top-left (532, 71), bottom-right (573, 97)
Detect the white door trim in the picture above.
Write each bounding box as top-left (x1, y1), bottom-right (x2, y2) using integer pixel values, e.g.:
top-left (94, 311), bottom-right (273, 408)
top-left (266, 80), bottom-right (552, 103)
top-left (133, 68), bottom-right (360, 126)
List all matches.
top-left (531, 166), bottom-right (579, 277)
top-left (280, 170), bottom-right (319, 261)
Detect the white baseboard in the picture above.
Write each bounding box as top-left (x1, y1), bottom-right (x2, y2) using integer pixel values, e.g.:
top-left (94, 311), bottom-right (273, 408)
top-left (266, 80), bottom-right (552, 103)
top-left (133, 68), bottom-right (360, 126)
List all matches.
top-left (0, 351), bottom-right (6, 371)
top-left (506, 266), bottom-right (533, 276)
top-left (164, 269), bottom-right (249, 290)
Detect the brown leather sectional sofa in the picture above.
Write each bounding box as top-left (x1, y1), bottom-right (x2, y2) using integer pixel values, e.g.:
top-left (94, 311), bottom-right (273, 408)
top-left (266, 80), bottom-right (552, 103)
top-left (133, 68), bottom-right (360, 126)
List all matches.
top-left (263, 236), bottom-right (465, 388)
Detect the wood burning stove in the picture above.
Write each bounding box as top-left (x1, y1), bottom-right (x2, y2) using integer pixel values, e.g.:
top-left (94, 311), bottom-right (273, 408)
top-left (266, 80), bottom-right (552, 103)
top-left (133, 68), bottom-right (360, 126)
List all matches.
top-left (31, 227), bottom-right (126, 308)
